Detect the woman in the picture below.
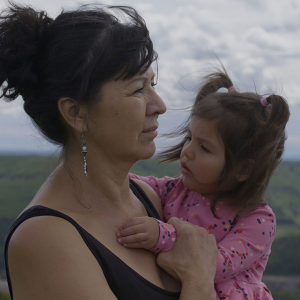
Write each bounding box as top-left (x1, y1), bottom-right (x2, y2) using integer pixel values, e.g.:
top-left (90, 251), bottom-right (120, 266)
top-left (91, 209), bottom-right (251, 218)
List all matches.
top-left (0, 3), bottom-right (217, 300)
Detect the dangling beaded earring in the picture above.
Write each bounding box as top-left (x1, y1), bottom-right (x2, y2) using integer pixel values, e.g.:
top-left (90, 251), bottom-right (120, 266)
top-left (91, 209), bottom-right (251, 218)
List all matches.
top-left (81, 133), bottom-right (88, 176)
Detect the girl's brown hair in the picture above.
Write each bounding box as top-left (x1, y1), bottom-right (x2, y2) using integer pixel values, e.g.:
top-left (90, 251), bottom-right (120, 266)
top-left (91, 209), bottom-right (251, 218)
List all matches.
top-left (160, 67), bottom-right (290, 217)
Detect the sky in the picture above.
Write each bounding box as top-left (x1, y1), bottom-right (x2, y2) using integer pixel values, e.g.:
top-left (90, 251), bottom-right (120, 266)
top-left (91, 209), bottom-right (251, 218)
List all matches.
top-left (0, 0), bottom-right (299, 159)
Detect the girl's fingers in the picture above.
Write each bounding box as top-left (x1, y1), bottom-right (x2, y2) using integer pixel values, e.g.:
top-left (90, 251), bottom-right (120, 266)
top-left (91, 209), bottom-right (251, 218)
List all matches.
top-left (117, 232), bottom-right (148, 245)
top-left (121, 242), bottom-right (149, 249)
top-left (121, 217), bottom-right (147, 230)
top-left (117, 223), bottom-right (146, 238)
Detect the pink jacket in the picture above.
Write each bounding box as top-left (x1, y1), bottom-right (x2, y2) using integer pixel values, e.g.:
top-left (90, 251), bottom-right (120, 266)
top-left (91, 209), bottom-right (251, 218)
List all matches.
top-left (130, 174), bottom-right (275, 300)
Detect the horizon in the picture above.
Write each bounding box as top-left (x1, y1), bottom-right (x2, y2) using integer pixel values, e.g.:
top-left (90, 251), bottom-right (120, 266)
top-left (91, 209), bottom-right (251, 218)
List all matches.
top-left (0, 149), bottom-right (299, 161)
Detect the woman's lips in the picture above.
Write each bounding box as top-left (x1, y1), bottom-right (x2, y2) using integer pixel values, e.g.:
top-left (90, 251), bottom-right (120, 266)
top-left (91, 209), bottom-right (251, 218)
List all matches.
top-left (142, 126), bottom-right (158, 135)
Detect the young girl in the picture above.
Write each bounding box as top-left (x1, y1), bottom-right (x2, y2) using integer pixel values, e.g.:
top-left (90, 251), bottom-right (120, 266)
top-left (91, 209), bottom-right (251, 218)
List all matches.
top-left (117, 69), bottom-right (290, 300)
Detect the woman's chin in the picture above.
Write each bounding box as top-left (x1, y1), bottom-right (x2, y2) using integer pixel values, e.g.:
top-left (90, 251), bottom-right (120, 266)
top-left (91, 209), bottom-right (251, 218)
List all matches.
top-left (138, 143), bottom-right (156, 160)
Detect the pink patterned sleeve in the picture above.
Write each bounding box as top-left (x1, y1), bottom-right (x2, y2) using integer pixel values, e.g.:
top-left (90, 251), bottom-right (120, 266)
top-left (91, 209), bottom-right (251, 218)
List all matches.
top-left (214, 206), bottom-right (276, 283)
top-left (148, 219), bottom-right (177, 254)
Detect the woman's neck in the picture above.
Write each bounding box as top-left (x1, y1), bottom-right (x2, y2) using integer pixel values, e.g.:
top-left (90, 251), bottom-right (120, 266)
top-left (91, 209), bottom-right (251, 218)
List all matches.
top-left (51, 145), bottom-right (137, 210)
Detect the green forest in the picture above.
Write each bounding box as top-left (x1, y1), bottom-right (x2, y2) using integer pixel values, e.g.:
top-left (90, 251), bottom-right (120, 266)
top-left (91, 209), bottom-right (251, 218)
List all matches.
top-left (0, 155), bottom-right (299, 299)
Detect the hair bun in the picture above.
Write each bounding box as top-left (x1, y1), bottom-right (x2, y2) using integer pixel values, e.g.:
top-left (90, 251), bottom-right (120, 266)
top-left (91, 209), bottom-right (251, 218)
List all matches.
top-left (0, 2), bottom-right (53, 101)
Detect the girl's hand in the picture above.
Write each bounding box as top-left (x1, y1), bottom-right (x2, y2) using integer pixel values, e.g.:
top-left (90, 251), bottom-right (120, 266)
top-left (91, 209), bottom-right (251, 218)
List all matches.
top-left (117, 216), bottom-right (159, 249)
top-left (157, 217), bottom-right (218, 289)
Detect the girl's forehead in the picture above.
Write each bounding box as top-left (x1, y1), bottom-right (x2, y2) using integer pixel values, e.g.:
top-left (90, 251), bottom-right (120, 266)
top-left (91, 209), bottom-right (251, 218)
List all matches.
top-left (190, 116), bottom-right (218, 133)
top-left (190, 116), bottom-right (224, 148)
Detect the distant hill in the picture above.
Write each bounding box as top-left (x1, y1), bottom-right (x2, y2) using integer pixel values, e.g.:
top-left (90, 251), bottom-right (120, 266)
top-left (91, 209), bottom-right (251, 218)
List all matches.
top-left (0, 156), bottom-right (300, 278)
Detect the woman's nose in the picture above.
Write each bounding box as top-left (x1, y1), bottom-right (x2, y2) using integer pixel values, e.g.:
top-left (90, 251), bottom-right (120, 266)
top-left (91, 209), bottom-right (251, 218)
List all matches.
top-left (147, 90), bottom-right (167, 116)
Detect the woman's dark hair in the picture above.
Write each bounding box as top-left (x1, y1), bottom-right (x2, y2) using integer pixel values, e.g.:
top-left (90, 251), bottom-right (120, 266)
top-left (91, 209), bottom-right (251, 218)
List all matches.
top-left (0, 1), bottom-right (157, 145)
top-left (160, 67), bottom-right (290, 217)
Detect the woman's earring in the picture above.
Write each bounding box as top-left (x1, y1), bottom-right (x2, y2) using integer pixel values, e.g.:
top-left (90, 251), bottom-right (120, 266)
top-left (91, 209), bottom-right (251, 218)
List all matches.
top-left (81, 133), bottom-right (88, 176)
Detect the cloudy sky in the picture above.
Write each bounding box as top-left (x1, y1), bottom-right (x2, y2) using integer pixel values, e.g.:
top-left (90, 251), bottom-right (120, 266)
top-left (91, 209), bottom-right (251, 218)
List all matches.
top-left (0, 0), bottom-right (299, 159)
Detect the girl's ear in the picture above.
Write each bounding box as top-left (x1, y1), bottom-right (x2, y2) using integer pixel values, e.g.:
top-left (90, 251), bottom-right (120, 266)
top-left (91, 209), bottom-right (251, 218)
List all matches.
top-left (236, 159), bottom-right (254, 182)
top-left (58, 97), bottom-right (88, 133)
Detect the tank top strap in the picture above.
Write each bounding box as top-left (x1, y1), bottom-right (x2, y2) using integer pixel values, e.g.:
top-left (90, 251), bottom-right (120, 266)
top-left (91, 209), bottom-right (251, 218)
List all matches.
top-left (129, 178), bottom-right (161, 219)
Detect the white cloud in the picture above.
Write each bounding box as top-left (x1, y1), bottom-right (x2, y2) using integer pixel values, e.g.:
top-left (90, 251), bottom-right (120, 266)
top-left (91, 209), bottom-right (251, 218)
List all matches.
top-left (0, 0), bottom-right (299, 157)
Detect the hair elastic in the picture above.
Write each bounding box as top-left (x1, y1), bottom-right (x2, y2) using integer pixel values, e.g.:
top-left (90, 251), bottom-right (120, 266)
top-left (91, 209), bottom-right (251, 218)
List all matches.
top-left (260, 97), bottom-right (271, 107)
top-left (228, 86), bottom-right (237, 92)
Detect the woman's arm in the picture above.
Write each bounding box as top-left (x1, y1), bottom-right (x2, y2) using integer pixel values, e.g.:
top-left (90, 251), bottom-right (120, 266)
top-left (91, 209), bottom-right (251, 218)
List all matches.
top-left (157, 217), bottom-right (218, 300)
top-left (7, 216), bottom-right (117, 300)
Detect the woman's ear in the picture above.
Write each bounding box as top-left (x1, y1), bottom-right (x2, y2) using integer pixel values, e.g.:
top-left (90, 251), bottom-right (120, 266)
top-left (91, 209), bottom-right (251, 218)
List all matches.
top-left (235, 159), bottom-right (254, 182)
top-left (58, 97), bottom-right (88, 133)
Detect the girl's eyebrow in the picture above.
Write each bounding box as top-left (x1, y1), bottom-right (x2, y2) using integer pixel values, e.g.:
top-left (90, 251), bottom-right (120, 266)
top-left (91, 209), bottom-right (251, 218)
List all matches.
top-left (187, 127), bottom-right (219, 149)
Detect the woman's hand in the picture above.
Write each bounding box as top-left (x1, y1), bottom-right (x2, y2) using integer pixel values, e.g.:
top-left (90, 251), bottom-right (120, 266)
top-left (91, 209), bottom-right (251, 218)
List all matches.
top-left (157, 217), bottom-right (218, 299)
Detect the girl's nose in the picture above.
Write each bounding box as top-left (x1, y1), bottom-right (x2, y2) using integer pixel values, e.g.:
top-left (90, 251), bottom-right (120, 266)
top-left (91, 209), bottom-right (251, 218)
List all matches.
top-left (182, 142), bottom-right (194, 161)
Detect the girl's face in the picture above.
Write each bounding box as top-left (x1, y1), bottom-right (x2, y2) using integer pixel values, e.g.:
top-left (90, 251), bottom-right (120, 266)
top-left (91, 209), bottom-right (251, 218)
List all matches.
top-left (180, 116), bottom-right (225, 198)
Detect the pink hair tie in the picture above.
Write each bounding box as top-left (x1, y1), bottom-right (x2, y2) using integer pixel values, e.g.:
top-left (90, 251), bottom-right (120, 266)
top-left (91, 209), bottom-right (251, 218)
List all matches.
top-left (228, 86), bottom-right (237, 92)
top-left (260, 97), bottom-right (271, 107)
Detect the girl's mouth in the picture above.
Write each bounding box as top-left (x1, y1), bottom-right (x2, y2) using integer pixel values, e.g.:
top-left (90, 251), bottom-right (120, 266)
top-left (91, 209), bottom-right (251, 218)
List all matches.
top-left (181, 161), bottom-right (192, 175)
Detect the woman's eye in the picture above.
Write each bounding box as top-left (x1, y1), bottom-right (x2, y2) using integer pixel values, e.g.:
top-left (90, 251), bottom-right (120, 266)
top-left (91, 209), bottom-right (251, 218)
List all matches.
top-left (134, 87), bottom-right (144, 94)
top-left (184, 136), bottom-right (191, 143)
top-left (201, 145), bottom-right (210, 153)
top-left (134, 83), bottom-right (156, 94)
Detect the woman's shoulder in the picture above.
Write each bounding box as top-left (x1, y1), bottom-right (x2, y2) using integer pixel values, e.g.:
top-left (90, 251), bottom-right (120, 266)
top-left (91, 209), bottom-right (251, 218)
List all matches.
top-left (8, 212), bottom-right (83, 255)
top-left (7, 212), bottom-right (117, 299)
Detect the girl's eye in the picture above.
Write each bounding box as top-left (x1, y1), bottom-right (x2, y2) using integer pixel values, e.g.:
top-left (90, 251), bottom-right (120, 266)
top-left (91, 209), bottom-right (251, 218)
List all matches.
top-left (151, 83), bottom-right (157, 89)
top-left (184, 136), bottom-right (191, 143)
top-left (201, 145), bottom-right (210, 153)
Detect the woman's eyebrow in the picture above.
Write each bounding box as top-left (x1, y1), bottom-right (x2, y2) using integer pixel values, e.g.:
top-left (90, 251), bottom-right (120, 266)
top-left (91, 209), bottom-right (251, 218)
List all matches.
top-left (127, 73), bottom-right (155, 86)
top-left (127, 76), bottom-right (147, 85)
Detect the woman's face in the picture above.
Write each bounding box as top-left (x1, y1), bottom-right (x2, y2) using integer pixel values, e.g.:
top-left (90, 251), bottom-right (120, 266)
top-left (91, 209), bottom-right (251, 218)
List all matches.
top-left (86, 67), bottom-right (166, 162)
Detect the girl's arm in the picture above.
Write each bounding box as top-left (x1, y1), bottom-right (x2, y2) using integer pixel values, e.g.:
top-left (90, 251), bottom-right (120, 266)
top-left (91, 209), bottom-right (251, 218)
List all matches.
top-left (214, 206), bottom-right (276, 283)
top-left (117, 216), bottom-right (177, 253)
top-left (120, 175), bottom-right (178, 252)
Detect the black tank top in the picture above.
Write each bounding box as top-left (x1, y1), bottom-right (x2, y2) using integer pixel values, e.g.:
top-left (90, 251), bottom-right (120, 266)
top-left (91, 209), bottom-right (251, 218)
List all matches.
top-left (4, 179), bottom-right (180, 300)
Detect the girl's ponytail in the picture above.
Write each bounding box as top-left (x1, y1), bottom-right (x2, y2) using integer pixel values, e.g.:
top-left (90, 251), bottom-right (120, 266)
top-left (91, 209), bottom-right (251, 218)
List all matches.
top-left (259, 94), bottom-right (290, 165)
top-left (196, 68), bottom-right (234, 102)
top-left (0, 2), bottom-right (53, 101)
top-left (264, 95), bottom-right (290, 129)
